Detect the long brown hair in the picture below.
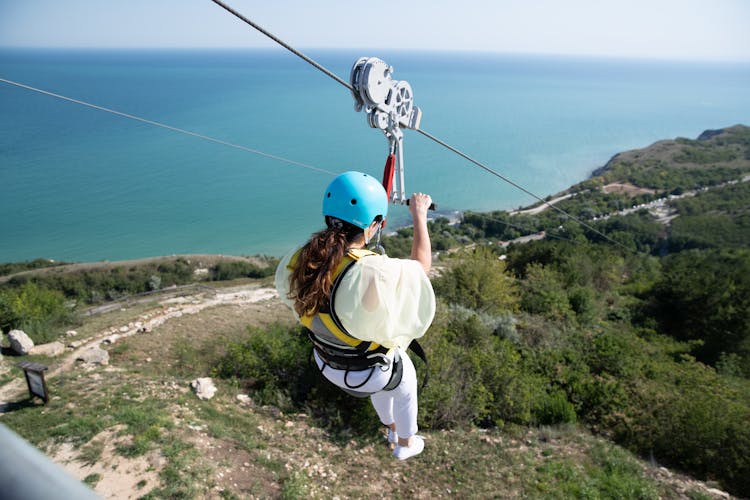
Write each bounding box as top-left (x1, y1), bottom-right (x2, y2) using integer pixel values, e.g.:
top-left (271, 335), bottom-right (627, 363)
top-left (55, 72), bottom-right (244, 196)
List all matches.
top-left (289, 217), bottom-right (364, 317)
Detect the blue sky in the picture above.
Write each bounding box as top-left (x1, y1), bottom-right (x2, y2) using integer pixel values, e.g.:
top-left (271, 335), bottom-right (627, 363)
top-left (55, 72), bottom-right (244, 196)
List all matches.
top-left (1, 0), bottom-right (749, 61)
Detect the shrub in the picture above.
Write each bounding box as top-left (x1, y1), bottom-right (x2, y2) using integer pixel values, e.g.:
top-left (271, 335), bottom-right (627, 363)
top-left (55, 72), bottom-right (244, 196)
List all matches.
top-left (380, 227), bottom-right (413, 258)
top-left (213, 323), bottom-right (312, 406)
top-left (519, 263), bottom-right (573, 320)
top-left (433, 246), bottom-right (518, 314)
top-left (0, 282), bottom-right (75, 342)
top-left (420, 305), bottom-right (553, 429)
top-left (148, 275), bottom-right (162, 291)
top-left (534, 389), bottom-right (577, 425)
top-left (0, 259), bottom-right (69, 277)
top-left (155, 258), bottom-right (195, 283)
top-left (210, 260), bottom-right (275, 281)
top-left (613, 358), bottom-right (750, 496)
top-left (646, 249), bottom-right (750, 371)
top-left (213, 323), bottom-right (377, 434)
top-left (0, 256), bottom-right (279, 308)
top-left (567, 286), bottom-right (596, 323)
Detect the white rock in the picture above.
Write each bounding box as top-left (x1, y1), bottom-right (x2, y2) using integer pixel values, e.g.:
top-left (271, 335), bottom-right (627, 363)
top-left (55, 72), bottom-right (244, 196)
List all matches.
top-left (236, 394), bottom-right (252, 405)
top-left (30, 341), bottom-right (65, 357)
top-left (8, 330), bottom-right (34, 355)
top-left (102, 334), bottom-right (121, 345)
top-left (66, 330), bottom-right (78, 337)
top-left (76, 346), bottom-right (109, 365)
top-left (119, 326), bottom-right (129, 333)
top-left (191, 377), bottom-right (217, 400)
top-left (705, 488), bottom-right (730, 499)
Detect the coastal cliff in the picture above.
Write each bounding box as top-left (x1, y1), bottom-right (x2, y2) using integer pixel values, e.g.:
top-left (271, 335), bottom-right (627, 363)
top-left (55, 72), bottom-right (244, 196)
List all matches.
top-left (591, 124), bottom-right (750, 185)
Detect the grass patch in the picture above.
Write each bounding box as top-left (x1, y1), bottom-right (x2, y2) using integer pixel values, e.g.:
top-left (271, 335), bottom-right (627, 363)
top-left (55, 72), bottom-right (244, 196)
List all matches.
top-left (142, 440), bottom-right (207, 499)
top-left (587, 443), bottom-right (660, 497)
top-left (78, 439), bottom-right (105, 465)
top-left (0, 369), bottom-right (15, 386)
top-left (366, 425), bottom-right (666, 499)
top-left (83, 473), bottom-right (102, 488)
top-left (112, 396), bottom-right (173, 457)
top-left (509, 431), bottom-right (662, 498)
top-left (281, 472), bottom-right (310, 499)
top-left (6, 402), bottom-right (107, 448)
top-left (194, 401), bottom-right (263, 452)
top-left (1, 373), bottom-right (172, 455)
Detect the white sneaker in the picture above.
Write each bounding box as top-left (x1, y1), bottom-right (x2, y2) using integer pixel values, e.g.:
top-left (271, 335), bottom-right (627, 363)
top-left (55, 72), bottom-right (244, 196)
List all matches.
top-left (392, 435), bottom-right (424, 460)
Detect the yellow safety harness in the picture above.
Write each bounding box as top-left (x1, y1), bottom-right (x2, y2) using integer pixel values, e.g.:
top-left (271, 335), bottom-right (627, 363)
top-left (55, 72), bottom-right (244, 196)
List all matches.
top-left (288, 248), bottom-right (402, 396)
top-left (298, 248), bottom-right (387, 354)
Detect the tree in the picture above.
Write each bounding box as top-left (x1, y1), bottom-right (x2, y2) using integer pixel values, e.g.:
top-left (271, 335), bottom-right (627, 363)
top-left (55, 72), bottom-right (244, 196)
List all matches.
top-left (647, 249), bottom-right (750, 374)
top-left (519, 263), bottom-right (573, 321)
top-left (433, 246), bottom-right (517, 314)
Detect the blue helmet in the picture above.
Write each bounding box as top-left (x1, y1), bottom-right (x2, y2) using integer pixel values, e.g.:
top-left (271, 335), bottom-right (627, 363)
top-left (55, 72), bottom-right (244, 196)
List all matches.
top-left (322, 171), bottom-right (388, 229)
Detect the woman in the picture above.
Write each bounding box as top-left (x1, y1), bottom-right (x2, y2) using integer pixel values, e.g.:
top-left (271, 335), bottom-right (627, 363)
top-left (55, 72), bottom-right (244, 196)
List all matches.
top-left (275, 171), bottom-right (435, 460)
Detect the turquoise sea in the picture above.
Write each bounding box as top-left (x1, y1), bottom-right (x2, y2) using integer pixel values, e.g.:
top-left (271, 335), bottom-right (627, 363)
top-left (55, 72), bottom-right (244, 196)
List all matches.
top-left (1, 49), bottom-right (749, 262)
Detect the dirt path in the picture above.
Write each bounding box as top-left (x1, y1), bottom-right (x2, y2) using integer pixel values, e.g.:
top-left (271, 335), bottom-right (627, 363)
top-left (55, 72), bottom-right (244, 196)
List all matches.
top-left (509, 193), bottom-right (575, 216)
top-left (0, 284), bottom-right (278, 405)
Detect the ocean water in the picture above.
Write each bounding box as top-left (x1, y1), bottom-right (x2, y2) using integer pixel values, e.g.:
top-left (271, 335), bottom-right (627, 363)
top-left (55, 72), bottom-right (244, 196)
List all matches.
top-left (1, 49), bottom-right (749, 262)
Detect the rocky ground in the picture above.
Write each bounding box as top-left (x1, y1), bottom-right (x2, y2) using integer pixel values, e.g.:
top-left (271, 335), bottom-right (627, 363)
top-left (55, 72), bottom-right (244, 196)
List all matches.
top-left (0, 281), bottom-right (738, 499)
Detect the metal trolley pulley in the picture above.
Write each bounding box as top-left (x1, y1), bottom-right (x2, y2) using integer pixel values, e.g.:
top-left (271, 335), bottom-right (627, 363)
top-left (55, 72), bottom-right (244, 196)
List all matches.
top-left (350, 57), bottom-right (422, 206)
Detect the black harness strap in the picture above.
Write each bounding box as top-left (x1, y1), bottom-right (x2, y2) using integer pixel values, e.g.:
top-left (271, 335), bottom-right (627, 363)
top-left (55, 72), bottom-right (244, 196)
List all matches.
top-left (303, 249), bottom-right (430, 395)
top-left (311, 338), bottom-right (405, 398)
top-left (308, 331), bottom-right (389, 370)
top-left (408, 339), bottom-right (429, 389)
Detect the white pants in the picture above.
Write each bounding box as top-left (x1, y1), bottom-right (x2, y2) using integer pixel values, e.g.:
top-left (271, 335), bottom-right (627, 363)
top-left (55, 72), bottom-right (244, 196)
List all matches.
top-left (314, 347), bottom-right (419, 439)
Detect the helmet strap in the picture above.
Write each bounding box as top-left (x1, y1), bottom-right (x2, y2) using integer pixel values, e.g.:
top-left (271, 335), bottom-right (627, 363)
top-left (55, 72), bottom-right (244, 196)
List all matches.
top-left (369, 223), bottom-right (386, 255)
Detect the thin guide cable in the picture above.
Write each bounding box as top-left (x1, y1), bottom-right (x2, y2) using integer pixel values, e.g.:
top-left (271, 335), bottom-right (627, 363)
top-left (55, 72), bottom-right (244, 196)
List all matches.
top-left (416, 129), bottom-right (634, 252)
top-left (0, 77), bottom-right (336, 176)
top-left (455, 209), bottom-right (581, 245)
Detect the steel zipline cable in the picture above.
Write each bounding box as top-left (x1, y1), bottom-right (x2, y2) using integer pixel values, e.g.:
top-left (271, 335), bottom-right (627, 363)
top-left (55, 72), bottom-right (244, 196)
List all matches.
top-left (0, 77), bottom-right (336, 176)
top-left (209, 0), bottom-right (635, 252)
top-left (210, 0), bottom-right (354, 92)
top-left (414, 129), bottom-right (606, 245)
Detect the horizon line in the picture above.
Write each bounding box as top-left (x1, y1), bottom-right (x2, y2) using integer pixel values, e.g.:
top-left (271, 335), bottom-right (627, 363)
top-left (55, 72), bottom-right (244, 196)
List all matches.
top-left (1, 45), bottom-right (749, 65)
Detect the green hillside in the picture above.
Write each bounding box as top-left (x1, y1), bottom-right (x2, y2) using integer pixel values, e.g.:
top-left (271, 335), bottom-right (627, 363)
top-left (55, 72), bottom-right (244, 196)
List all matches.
top-left (1, 125), bottom-right (749, 498)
